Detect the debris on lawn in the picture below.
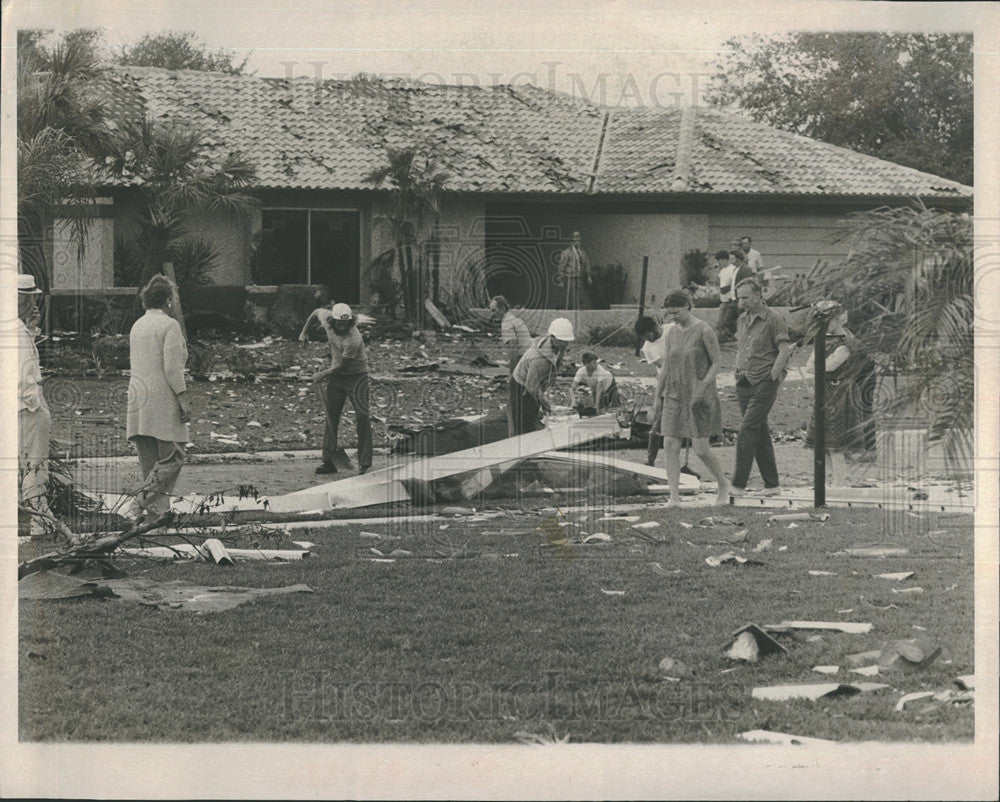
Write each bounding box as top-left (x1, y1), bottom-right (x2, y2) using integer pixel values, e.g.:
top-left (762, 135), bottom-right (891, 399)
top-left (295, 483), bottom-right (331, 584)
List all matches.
top-left (631, 521), bottom-right (661, 530)
top-left (705, 552), bottom-right (765, 567)
top-left (119, 544), bottom-right (310, 562)
top-left (600, 588), bottom-right (626, 596)
top-left (954, 675), bottom-right (975, 691)
top-left (849, 665), bottom-right (881, 676)
top-left (876, 637), bottom-right (941, 673)
top-left (582, 533), bottom-right (612, 543)
top-left (891, 586), bottom-right (924, 594)
top-left (835, 546), bottom-right (909, 557)
top-left (808, 570), bottom-right (836, 576)
top-left (737, 730), bottom-right (835, 746)
top-left (514, 722), bottom-right (571, 745)
top-left (876, 571), bottom-right (915, 581)
top-left (895, 688), bottom-right (974, 712)
top-left (767, 512), bottom-right (829, 524)
top-left (769, 620), bottom-right (873, 634)
top-left (650, 562), bottom-right (680, 576)
top-left (751, 538), bottom-right (772, 552)
top-left (657, 656), bottom-right (692, 679)
top-left (698, 516), bottom-right (743, 527)
top-left (723, 623), bottom-right (788, 662)
top-left (812, 665), bottom-right (840, 675)
top-left (19, 571), bottom-right (313, 613)
top-left (751, 682), bottom-right (889, 702)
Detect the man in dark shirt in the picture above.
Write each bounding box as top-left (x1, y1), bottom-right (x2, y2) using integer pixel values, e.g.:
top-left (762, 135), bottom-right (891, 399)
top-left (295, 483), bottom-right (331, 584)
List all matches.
top-left (731, 278), bottom-right (792, 495)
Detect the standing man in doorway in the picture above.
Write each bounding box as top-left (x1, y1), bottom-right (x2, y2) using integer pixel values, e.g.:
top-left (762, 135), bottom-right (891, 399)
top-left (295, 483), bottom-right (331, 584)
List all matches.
top-left (731, 278), bottom-right (793, 496)
top-left (556, 231), bottom-right (592, 310)
top-left (305, 303), bottom-right (373, 476)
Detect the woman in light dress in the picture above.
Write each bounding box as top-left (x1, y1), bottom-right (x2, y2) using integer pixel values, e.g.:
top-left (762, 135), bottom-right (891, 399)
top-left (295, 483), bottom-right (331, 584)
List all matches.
top-left (652, 289), bottom-right (730, 506)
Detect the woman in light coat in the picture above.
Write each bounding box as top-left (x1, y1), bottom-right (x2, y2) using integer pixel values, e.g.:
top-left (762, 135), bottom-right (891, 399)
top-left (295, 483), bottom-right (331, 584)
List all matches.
top-left (127, 275), bottom-right (190, 520)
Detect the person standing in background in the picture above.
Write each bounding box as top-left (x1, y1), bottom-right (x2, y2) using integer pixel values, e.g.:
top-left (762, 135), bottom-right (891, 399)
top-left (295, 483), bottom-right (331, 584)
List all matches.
top-left (740, 236), bottom-right (764, 274)
top-left (17, 273), bottom-right (53, 535)
top-left (556, 231), bottom-right (592, 310)
top-left (717, 249), bottom-right (754, 343)
top-left (127, 275), bottom-right (190, 522)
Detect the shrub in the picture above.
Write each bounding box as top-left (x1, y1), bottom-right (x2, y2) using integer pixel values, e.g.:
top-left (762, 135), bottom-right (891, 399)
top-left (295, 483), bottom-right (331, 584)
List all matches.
top-left (114, 235), bottom-right (144, 287)
top-left (90, 335), bottom-right (130, 373)
top-left (166, 238), bottom-right (217, 285)
top-left (681, 249), bottom-right (709, 287)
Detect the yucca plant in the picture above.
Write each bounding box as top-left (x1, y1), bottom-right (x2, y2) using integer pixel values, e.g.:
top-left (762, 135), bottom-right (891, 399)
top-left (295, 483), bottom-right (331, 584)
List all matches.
top-left (802, 202), bottom-right (973, 469)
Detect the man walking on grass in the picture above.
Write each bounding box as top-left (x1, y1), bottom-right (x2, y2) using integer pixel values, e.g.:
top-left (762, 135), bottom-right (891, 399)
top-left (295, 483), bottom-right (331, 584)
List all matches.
top-left (731, 278), bottom-right (792, 497)
top-left (302, 303), bottom-right (372, 476)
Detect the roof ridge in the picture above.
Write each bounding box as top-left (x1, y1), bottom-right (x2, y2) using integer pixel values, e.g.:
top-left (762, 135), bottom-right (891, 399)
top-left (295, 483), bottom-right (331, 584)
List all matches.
top-left (671, 105), bottom-right (696, 192)
top-left (695, 105), bottom-right (971, 191)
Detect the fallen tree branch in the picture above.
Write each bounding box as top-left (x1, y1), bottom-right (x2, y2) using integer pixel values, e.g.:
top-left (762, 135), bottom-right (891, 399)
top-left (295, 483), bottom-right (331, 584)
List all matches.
top-left (18, 511), bottom-right (175, 579)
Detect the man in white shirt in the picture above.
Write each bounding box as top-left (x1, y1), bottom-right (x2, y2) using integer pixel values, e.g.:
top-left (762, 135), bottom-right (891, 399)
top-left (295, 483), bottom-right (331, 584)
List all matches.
top-left (572, 352), bottom-right (620, 416)
top-left (740, 236), bottom-right (764, 274)
top-left (17, 273), bottom-right (52, 535)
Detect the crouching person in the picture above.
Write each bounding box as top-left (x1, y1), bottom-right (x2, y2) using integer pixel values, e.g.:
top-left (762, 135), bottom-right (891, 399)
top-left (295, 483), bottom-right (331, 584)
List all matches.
top-left (509, 317), bottom-right (575, 434)
top-left (572, 352), bottom-right (621, 417)
top-left (127, 275), bottom-right (190, 523)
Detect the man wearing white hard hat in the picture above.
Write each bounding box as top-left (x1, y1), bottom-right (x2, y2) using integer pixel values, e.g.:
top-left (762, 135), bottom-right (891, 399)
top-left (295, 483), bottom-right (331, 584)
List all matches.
top-left (17, 273), bottom-right (53, 534)
top-left (509, 317), bottom-right (574, 434)
top-left (305, 303), bottom-right (372, 475)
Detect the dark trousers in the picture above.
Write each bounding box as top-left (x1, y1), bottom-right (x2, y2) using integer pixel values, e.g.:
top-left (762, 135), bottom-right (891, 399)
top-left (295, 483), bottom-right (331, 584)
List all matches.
top-left (322, 372), bottom-right (372, 470)
top-left (716, 301), bottom-right (739, 342)
top-left (509, 378), bottom-right (542, 435)
top-left (733, 375), bottom-right (780, 489)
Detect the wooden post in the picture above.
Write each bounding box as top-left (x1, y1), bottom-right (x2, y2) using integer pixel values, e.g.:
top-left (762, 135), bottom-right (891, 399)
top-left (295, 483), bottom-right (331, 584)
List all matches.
top-left (634, 256), bottom-right (649, 357)
top-left (813, 318), bottom-right (828, 508)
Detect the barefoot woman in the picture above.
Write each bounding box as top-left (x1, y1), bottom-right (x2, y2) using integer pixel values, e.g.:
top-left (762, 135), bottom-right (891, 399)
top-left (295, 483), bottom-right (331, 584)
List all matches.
top-left (652, 289), bottom-right (731, 506)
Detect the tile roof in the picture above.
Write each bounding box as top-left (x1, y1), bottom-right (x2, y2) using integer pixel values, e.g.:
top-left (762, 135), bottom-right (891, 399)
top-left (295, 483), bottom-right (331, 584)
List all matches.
top-left (595, 106), bottom-right (971, 197)
top-left (104, 68), bottom-right (603, 193)
top-left (101, 67), bottom-right (971, 200)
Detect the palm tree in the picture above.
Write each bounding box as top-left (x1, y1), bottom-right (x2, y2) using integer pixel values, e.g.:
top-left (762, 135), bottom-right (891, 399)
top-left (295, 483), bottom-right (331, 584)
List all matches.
top-left (365, 145), bottom-right (449, 325)
top-left (102, 116), bottom-right (259, 326)
top-left (802, 202), bottom-right (973, 469)
top-left (16, 29), bottom-right (114, 289)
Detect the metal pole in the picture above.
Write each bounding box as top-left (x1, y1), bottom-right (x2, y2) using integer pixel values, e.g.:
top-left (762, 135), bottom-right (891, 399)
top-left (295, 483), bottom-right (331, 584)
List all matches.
top-left (813, 318), bottom-right (828, 508)
top-left (634, 255), bottom-right (649, 357)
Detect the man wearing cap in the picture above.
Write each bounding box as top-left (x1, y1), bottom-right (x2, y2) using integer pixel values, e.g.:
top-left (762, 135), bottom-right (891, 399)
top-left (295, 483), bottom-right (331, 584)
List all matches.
top-left (17, 273), bottom-right (52, 534)
top-left (305, 303), bottom-right (372, 475)
top-left (509, 317), bottom-right (575, 434)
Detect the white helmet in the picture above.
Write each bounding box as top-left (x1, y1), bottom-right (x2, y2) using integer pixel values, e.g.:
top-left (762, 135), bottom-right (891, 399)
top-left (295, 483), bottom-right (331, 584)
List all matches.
top-left (331, 303), bottom-right (355, 321)
top-left (547, 317), bottom-right (575, 341)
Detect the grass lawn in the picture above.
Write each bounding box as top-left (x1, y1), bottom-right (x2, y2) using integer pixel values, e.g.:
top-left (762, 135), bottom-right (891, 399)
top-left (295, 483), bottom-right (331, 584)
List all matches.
top-left (19, 506), bottom-right (973, 743)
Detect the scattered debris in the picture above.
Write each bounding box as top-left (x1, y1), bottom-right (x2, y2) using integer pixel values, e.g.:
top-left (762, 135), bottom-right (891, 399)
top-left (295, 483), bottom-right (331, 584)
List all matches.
top-left (514, 722), bottom-right (570, 745)
top-left (723, 623), bottom-right (788, 662)
top-left (877, 637), bottom-right (941, 673)
top-left (770, 621), bottom-right (873, 634)
top-left (650, 562), bottom-right (680, 576)
top-left (891, 586), bottom-right (924, 594)
top-left (18, 570), bottom-right (115, 600)
top-left (600, 588), bottom-right (626, 596)
top-left (203, 538), bottom-right (234, 566)
top-left (850, 665), bottom-right (881, 677)
top-left (752, 539), bottom-right (772, 552)
top-left (895, 689), bottom-right (973, 712)
top-left (582, 533), bottom-right (612, 543)
top-left (119, 545), bottom-right (310, 562)
top-left (705, 552), bottom-right (764, 567)
top-left (698, 516), bottom-right (743, 527)
top-left (632, 521), bottom-right (661, 530)
top-left (876, 572), bottom-right (915, 581)
top-left (835, 547), bottom-right (909, 558)
top-left (657, 656), bottom-right (691, 679)
top-left (812, 666), bottom-right (840, 675)
top-left (955, 675), bottom-right (975, 691)
top-left (808, 570), bottom-right (836, 576)
top-left (737, 730), bottom-right (835, 747)
top-left (752, 682), bottom-right (888, 702)
top-left (599, 513), bottom-right (640, 522)
top-left (768, 512), bottom-right (829, 524)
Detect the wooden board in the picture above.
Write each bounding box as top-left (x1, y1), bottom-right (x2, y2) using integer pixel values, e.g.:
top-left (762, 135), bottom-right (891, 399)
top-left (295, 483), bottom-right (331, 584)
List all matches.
top-left (273, 415), bottom-right (622, 512)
